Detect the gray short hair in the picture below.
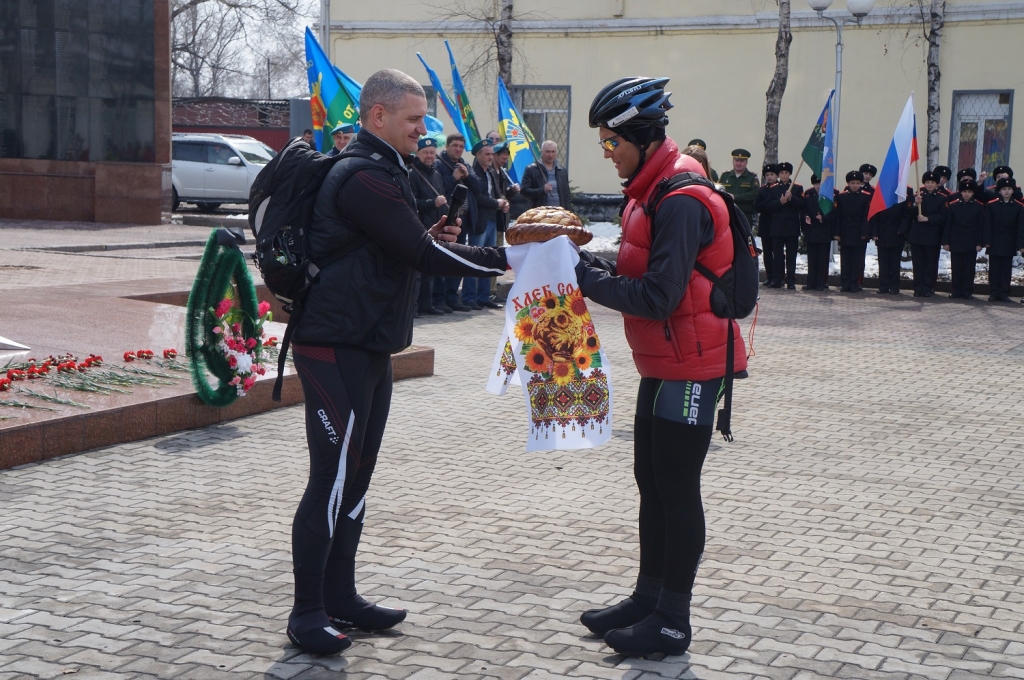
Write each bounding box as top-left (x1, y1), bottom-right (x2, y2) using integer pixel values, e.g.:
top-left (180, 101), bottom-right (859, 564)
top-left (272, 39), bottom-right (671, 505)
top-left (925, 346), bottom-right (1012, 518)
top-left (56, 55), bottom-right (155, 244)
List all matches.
top-left (359, 69), bottom-right (425, 118)
top-left (541, 140), bottom-right (558, 150)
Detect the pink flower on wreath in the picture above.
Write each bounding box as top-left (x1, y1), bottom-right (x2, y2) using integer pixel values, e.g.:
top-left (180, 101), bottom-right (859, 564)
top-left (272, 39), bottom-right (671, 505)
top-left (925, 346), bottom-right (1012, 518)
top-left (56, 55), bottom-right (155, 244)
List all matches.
top-left (229, 376), bottom-right (241, 386)
top-left (258, 301), bottom-right (271, 317)
top-left (215, 299), bottom-right (233, 318)
top-left (212, 326), bottom-right (222, 335)
top-left (231, 323), bottom-right (241, 335)
top-left (246, 337), bottom-right (257, 350)
top-left (228, 355), bottom-right (238, 369)
top-left (243, 376), bottom-right (257, 391)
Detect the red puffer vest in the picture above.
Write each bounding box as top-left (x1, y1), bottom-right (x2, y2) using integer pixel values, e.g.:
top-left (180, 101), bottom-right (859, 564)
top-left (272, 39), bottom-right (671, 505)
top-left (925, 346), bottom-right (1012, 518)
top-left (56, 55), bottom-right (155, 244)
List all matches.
top-left (617, 137), bottom-right (748, 380)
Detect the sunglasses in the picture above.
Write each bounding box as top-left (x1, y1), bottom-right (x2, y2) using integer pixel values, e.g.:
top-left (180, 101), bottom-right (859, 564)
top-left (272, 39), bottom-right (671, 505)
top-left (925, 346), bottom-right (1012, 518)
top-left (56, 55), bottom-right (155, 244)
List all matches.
top-left (598, 133), bottom-right (626, 152)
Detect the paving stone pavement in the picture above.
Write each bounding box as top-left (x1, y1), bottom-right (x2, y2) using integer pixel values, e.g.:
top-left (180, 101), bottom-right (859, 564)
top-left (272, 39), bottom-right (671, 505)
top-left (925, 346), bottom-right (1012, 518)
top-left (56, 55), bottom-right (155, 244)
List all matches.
top-left (2, 288), bottom-right (1024, 680)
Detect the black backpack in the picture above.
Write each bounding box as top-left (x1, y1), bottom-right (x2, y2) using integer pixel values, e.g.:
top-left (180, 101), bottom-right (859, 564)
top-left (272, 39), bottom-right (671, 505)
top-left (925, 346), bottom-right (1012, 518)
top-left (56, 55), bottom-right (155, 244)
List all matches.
top-left (248, 137), bottom-right (400, 401)
top-left (646, 172), bottom-right (762, 441)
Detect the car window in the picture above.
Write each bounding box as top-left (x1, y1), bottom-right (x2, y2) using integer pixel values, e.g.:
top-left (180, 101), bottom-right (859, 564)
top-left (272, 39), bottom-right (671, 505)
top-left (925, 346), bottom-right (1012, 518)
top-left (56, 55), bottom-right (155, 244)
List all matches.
top-left (207, 144), bottom-right (237, 165)
top-left (231, 141), bottom-right (275, 165)
top-left (173, 141), bottom-right (205, 162)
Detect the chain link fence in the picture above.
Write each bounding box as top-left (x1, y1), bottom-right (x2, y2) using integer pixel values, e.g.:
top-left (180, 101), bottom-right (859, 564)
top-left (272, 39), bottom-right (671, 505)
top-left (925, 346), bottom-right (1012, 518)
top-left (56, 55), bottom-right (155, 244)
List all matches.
top-left (510, 85), bottom-right (571, 172)
top-left (947, 90), bottom-right (1013, 189)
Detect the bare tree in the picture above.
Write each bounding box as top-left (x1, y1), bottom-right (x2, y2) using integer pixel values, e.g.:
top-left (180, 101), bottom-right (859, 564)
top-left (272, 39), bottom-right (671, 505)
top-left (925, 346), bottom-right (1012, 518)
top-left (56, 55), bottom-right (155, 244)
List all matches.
top-left (171, 0), bottom-right (314, 99)
top-left (763, 0), bottom-right (792, 165)
top-left (881, 0), bottom-right (946, 169)
top-left (497, 0), bottom-right (514, 86)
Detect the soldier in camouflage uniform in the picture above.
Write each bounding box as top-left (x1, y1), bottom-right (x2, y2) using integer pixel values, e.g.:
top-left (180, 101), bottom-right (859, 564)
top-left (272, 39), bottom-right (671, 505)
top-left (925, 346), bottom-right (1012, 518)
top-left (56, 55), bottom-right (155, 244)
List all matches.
top-left (718, 148), bottom-right (760, 225)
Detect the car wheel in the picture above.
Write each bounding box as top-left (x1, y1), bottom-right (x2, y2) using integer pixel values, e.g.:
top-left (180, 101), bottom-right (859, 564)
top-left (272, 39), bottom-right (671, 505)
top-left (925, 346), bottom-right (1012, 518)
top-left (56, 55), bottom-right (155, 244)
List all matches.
top-left (172, 187), bottom-right (180, 212)
top-left (196, 202), bottom-right (221, 213)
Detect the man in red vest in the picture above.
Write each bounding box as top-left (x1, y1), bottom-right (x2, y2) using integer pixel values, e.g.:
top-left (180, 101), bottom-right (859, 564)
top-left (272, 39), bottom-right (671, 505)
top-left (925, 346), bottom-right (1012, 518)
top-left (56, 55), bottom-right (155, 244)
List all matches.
top-left (573, 77), bottom-right (748, 657)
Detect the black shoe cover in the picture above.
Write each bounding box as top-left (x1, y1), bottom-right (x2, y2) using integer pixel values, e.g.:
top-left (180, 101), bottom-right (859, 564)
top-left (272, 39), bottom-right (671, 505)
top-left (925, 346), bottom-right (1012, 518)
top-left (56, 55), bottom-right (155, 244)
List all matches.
top-left (328, 599), bottom-right (407, 632)
top-left (604, 610), bottom-right (692, 657)
top-left (286, 624), bottom-right (352, 656)
top-left (580, 596), bottom-right (651, 637)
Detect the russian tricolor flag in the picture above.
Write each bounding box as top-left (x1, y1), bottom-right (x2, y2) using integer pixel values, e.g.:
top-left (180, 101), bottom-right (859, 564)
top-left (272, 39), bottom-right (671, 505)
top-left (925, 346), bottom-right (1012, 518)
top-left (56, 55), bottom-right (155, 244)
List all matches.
top-left (868, 94), bottom-right (920, 220)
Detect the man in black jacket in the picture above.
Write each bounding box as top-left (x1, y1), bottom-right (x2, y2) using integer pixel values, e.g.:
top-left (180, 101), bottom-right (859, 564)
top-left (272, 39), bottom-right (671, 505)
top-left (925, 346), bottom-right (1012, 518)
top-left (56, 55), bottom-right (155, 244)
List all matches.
top-left (409, 136), bottom-right (448, 315)
top-left (984, 177), bottom-right (1024, 301)
top-left (288, 69), bottom-right (508, 657)
top-left (870, 187), bottom-right (913, 294)
top-left (909, 171), bottom-right (948, 297)
top-left (754, 164), bottom-right (779, 285)
top-left (762, 161), bottom-right (804, 289)
top-left (434, 133), bottom-right (481, 312)
top-left (464, 140), bottom-right (507, 309)
top-left (802, 174), bottom-right (835, 291)
top-left (832, 170), bottom-right (872, 292)
top-left (942, 178), bottom-right (985, 299)
top-left (521, 140), bottom-right (571, 209)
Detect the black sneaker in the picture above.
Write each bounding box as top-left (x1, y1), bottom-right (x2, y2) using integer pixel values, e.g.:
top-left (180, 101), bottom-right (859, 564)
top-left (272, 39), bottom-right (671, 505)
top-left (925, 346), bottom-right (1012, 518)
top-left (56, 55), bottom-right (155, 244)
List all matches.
top-left (787, 284), bottom-right (796, 290)
top-left (481, 300), bottom-right (504, 310)
top-left (439, 304), bottom-right (454, 313)
top-left (604, 610), bottom-right (691, 657)
top-left (466, 302), bottom-right (484, 311)
top-left (580, 597), bottom-right (651, 637)
top-left (450, 303), bottom-right (473, 312)
top-left (421, 307), bottom-right (445, 316)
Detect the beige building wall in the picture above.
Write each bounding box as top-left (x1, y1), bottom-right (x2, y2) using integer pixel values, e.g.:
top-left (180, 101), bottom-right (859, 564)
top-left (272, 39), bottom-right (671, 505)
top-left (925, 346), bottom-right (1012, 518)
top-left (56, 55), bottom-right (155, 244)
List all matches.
top-left (328, 1), bottom-right (1023, 194)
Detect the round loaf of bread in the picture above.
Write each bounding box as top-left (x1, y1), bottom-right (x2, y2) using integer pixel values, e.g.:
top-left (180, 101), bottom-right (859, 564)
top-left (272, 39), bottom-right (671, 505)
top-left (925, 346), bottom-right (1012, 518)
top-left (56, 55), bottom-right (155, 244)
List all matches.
top-left (506, 207), bottom-right (593, 246)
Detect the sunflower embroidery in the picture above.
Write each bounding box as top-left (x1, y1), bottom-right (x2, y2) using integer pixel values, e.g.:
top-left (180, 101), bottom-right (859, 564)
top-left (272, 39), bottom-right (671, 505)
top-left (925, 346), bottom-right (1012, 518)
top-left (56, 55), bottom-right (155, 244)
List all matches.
top-left (525, 347), bottom-right (552, 373)
top-left (551, 360), bottom-right (573, 385)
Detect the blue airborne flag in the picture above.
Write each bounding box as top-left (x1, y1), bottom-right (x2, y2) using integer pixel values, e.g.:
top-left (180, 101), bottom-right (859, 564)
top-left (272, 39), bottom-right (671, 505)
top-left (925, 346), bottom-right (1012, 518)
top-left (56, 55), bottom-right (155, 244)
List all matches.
top-left (445, 41), bottom-right (482, 149)
top-left (497, 77), bottom-right (542, 184)
top-left (800, 90), bottom-right (837, 215)
top-left (417, 53), bottom-right (467, 139)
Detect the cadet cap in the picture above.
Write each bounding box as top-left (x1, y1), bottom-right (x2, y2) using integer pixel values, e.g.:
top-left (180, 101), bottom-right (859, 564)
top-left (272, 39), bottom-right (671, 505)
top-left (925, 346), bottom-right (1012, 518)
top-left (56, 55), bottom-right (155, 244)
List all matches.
top-left (957, 168), bottom-right (977, 181)
top-left (996, 176), bottom-right (1017, 189)
top-left (992, 165), bottom-right (1014, 178)
top-left (859, 163), bottom-right (877, 175)
top-left (933, 165), bottom-right (952, 179)
top-left (778, 161), bottom-right (794, 173)
top-left (331, 123), bottom-right (355, 135)
top-left (732, 148), bottom-right (751, 159)
top-left (417, 137), bottom-right (437, 149)
top-left (958, 177), bottom-right (978, 193)
top-left (846, 170), bottom-right (864, 183)
top-left (471, 139), bottom-right (492, 154)
top-left (922, 171), bottom-right (937, 183)
top-left (688, 138), bottom-right (707, 150)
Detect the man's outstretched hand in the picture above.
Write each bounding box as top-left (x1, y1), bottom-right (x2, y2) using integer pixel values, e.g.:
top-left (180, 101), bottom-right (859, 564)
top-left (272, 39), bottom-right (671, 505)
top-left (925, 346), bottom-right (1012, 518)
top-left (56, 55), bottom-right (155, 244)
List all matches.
top-left (429, 216), bottom-right (461, 242)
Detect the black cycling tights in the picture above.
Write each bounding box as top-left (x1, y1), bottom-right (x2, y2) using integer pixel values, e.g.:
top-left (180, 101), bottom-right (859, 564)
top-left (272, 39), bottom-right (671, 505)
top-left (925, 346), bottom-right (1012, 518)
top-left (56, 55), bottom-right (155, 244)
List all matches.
top-left (633, 377), bottom-right (716, 595)
top-left (290, 344), bottom-right (392, 629)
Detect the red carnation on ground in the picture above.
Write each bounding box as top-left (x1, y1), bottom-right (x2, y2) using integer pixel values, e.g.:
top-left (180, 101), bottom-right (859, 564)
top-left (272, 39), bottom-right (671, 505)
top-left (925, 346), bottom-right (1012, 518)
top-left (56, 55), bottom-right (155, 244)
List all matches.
top-left (0, 378), bottom-right (10, 391)
top-left (265, 337), bottom-right (278, 347)
top-left (123, 351), bottom-right (136, 362)
top-left (163, 349), bottom-right (177, 359)
top-left (137, 349), bottom-right (154, 360)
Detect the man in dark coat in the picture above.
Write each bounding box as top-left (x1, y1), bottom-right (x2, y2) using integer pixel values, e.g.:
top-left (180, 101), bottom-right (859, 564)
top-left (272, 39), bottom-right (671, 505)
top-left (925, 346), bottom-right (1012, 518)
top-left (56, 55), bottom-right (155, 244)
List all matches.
top-left (719, 148), bottom-right (761, 225)
top-left (409, 137), bottom-right (448, 315)
top-left (980, 166), bottom-right (1023, 203)
top-left (465, 139), bottom-right (507, 310)
top-left (983, 177), bottom-right (1024, 301)
top-left (942, 178), bottom-right (986, 299)
top-left (832, 170), bottom-right (872, 292)
top-left (521, 140), bottom-right (571, 209)
top-left (802, 174), bottom-right (834, 291)
top-left (909, 171), bottom-right (948, 297)
top-left (434, 133), bottom-right (482, 312)
top-left (754, 164), bottom-right (779, 285)
top-left (870, 187), bottom-right (913, 294)
top-left (761, 161), bottom-right (804, 289)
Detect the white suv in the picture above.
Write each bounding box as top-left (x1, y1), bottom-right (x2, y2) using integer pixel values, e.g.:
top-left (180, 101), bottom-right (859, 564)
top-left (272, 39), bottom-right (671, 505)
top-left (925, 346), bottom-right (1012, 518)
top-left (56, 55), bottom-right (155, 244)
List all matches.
top-left (171, 133), bottom-right (276, 212)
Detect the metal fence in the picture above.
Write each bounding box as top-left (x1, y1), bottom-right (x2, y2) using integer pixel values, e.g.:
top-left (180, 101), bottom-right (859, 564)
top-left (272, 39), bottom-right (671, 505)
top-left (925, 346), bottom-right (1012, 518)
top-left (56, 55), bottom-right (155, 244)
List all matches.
top-left (510, 85), bottom-right (571, 171)
top-left (947, 90), bottom-right (1014, 185)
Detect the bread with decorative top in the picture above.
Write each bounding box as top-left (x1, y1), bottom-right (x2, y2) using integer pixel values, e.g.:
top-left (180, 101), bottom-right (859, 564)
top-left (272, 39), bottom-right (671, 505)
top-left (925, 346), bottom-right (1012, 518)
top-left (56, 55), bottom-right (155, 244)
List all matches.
top-left (506, 207), bottom-right (593, 246)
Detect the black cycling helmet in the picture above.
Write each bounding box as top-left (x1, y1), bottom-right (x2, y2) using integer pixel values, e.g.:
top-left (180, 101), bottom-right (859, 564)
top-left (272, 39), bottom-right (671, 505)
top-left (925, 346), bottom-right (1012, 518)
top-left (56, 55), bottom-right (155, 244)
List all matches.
top-left (590, 77), bottom-right (673, 183)
top-left (589, 77), bottom-right (673, 132)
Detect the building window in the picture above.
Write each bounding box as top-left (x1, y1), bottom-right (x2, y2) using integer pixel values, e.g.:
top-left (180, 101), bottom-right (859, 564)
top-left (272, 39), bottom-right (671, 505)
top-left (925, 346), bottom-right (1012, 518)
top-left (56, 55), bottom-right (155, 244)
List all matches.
top-left (0, 0), bottom-right (155, 162)
top-left (510, 85), bottom-right (571, 171)
top-left (948, 90), bottom-right (1013, 179)
top-left (422, 85), bottom-right (438, 118)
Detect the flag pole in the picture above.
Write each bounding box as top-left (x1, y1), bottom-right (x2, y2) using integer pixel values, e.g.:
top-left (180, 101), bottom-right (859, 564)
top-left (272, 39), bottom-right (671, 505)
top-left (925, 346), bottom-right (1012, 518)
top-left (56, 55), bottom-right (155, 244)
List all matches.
top-left (915, 155), bottom-right (923, 216)
top-left (786, 158), bottom-right (806, 196)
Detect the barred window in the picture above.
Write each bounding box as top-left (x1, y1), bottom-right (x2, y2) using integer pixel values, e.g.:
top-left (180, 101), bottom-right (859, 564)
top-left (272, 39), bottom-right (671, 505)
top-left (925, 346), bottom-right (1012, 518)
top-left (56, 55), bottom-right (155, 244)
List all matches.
top-left (510, 85), bottom-right (571, 171)
top-left (948, 90), bottom-right (1013, 183)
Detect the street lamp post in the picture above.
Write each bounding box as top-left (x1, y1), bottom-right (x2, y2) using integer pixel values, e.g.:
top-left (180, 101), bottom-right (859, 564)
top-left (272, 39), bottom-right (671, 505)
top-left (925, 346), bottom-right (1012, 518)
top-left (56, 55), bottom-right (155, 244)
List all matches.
top-left (806, 0), bottom-right (875, 179)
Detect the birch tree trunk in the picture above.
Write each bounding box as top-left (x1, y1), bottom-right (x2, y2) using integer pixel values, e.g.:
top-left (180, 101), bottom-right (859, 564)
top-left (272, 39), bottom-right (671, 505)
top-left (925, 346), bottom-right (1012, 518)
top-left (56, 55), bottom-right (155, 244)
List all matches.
top-left (497, 0), bottom-right (514, 87)
top-left (763, 0), bottom-right (792, 165)
top-left (926, 0), bottom-right (945, 169)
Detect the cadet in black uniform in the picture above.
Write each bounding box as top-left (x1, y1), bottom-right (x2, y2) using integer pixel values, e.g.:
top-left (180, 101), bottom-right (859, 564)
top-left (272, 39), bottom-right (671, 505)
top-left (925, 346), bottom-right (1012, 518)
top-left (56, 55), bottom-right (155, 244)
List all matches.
top-left (946, 168), bottom-right (978, 204)
top-left (860, 164), bottom-right (877, 195)
top-left (934, 166), bottom-right (953, 195)
top-left (870, 186), bottom-right (912, 294)
top-left (942, 178), bottom-right (986, 299)
top-left (754, 164), bottom-right (780, 285)
top-left (832, 170), bottom-right (872, 292)
top-left (981, 166), bottom-right (1023, 203)
top-left (983, 176), bottom-right (1024, 301)
top-left (762, 161), bottom-right (805, 289)
top-left (909, 171), bottom-right (948, 297)
top-left (802, 174), bottom-right (833, 290)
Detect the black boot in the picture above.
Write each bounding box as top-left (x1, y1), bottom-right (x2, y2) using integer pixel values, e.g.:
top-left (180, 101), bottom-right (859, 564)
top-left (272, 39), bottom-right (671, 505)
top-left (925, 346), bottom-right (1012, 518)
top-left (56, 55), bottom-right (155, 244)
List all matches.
top-left (323, 510), bottom-right (407, 632)
top-left (580, 596), bottom-right (652, 637)
top-left (604, 609), bottom-right (691, 657)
